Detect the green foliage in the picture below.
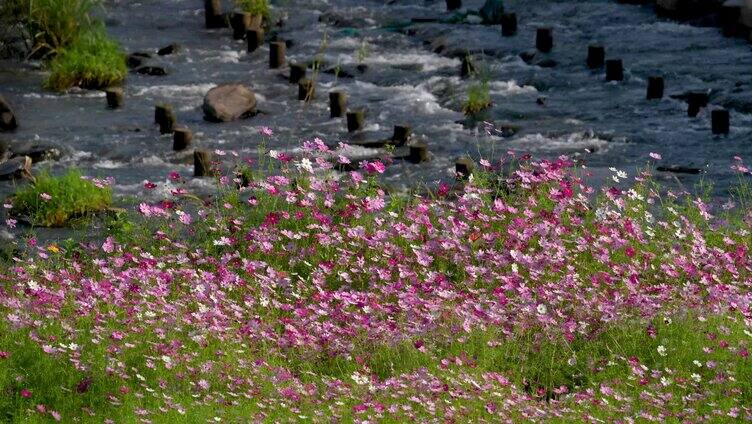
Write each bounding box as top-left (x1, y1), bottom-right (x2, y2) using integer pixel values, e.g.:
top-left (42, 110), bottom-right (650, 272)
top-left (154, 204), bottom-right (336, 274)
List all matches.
top-left (44, 27), bottom-right (126, 91)
top-left (10, 169), bottom-right (112, 227)
top-left (235, 0), bottom-right (270, 20)
top-left (0, 0), bottom-right (125, 91)
top-left (462, 80), bottom-right (491, 115)
top-left (0, 0), bottom-right (99, 57)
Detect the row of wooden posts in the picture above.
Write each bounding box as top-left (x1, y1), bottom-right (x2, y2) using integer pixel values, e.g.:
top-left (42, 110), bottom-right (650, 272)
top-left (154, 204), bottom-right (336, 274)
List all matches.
top-left (99, 1), bottom-right (442, 179)
top-left (462, 5), bottom-right (731, 135)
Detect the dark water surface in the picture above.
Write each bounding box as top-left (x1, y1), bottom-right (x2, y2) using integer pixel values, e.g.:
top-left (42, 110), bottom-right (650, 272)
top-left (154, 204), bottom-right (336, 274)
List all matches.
top-left (1, 0), bottom-right (751, 209)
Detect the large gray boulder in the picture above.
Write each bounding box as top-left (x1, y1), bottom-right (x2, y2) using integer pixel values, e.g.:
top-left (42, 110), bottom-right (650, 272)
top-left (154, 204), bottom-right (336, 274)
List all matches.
top-left (203, 84), bottom-right (257, 122)
top-left (0, 94), bottom-right (18, 131)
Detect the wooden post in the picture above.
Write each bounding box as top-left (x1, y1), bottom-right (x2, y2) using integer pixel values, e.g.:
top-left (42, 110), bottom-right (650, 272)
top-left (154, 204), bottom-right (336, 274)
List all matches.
top-left (347, 111), bottom-right (365, 132)
top-left (298, 78), bottom-right (315, 101)
top-left (408, 142), bottom-right (429, 163)
top-left (155, 104), bottom-right (176, 134)
top-left (173, 127), bottom-right (193, 151)
top-left (204, 0), bottom-right (226, 29)
top-left (231, 12), bottom-right (251, 40)
top-left (105, 87), bottom-right (124, 109)
top-left (536, 28), bottom-right (553, 53)
top-left (247, 28), bottom-right (264, 52)
top-left (646, 76), bottom-right (664, 100)
top-left (194, 150), bottom-right (212, 177)
top-left (455, 158), bottom-right (474, 179)
top-left (289, 63), bottom-right (306, 84)
top-left (501, 13), bottom-right (517, 36)
top-left (269, 41), bottom-right (286, 69)
top-left (587, 45), bottom-right (605, 69)
top-left (605, 59), bottom-right (623, 82)
top-left (712, 109), bottom-right (730, 134)
top-left (687, 91), bottom-right (709, 117)
top-left (392, 125), bottom-right (411, 146)
top-left (329, 91), bottom-right (346, 118)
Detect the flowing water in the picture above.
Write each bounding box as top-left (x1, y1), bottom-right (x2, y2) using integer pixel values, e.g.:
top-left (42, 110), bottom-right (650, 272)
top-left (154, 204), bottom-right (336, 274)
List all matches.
top-left (1, 0), bottom-right (752, 211)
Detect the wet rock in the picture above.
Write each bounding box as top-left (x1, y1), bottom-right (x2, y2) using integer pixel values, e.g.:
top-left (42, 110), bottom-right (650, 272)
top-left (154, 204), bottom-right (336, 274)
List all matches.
top-left (536, 59), bottom-right (557, 68)
top-left (318, 11), bottom-right (369, 28)
top-left (157, 43), bottom-right (180, 56)
top-left (0, 140), bottom-right (8, 160)
top-left (519, 50), bottom-right (536, 64)
top-left (10, 142), bottom-right (62, 163)
top-left (0, 95), bottom-right (18, 131)
top-left (429, 37), bottom-right (448, 54)
top-left (324, 67), bottom-right (355, 79)
top-left (479, 0), bottom-right (505, 24)
top-left (127, 52), bottom-right (151, 69)
top-left (0, 156), bottom-right (32, 181)
top-left (203, 84), bottom-right (257, 122)
top-left (657, 165), bottom-right (702, 175)
top-left (135, 66), bottom-right (167, 76)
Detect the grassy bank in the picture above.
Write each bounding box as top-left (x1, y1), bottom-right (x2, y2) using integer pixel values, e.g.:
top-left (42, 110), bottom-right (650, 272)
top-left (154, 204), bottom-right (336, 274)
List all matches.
top-left (9, 169), bottom-right (112, 227)
top-left (0, 141), bottom-right (750, 421)
top-left (0, 0), bottom-right (125, 90)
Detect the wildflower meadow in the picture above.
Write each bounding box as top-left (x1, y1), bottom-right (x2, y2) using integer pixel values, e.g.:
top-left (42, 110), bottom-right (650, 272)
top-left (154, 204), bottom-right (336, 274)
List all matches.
top-left (1, 135), bottom-right (751, 423)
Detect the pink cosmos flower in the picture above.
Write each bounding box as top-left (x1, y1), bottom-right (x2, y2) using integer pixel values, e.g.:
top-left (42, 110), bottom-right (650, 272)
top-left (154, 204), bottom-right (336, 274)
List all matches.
top-left (649, 152), bottom-right (662, 160)
top-left (40, 193), bottom-right (52, 201)
top-left (363, 160), bottom-right (386, 174)
top-left (20, 389), bottom-right (31, 398)
top-left (143, 181), bottom-right (157, 190)
top-left (102, 237), bottom-right (115, 253)
top-left (260, 126), bottom-right (274, 136)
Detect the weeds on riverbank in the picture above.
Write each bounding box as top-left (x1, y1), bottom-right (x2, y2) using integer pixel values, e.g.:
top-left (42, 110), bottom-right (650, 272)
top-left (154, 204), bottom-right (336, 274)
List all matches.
top-left (0, 137), bottom-right (751, 422)
top-left (44, 27), bottom-right (126, 91)
top-left (0, 0), bottom-right (125, 90)
top-left (8, 169), bottom-right (112, 227)
top-left (236, 0), bottom-right (270, 22)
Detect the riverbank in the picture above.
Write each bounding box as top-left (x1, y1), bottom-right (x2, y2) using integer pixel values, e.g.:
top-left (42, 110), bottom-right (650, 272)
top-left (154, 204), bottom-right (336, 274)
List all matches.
top-left (0, 148), bottom-right (750, 422)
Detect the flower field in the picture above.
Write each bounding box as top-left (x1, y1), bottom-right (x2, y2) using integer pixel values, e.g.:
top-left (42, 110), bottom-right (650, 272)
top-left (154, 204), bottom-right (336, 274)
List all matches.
top-left (0, 138), bottom-right (751, 423)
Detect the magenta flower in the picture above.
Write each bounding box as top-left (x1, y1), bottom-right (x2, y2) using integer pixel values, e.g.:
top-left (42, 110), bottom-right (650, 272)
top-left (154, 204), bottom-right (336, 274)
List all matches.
top-left (260, 126), bottom-right (274, 136)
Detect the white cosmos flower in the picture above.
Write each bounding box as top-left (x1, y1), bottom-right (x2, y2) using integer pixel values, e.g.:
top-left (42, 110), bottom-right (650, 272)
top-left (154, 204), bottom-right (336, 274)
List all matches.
top-left (657, 345), bottom-right (667, 357)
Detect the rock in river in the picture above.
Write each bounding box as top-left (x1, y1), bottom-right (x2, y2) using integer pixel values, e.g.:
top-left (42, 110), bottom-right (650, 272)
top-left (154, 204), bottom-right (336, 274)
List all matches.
top-left (203, 84), bottom-right (257, 122)
top-left (0, 156), bottom-right (32, 181)
top-left (0, 94), bottom-right (18, 131)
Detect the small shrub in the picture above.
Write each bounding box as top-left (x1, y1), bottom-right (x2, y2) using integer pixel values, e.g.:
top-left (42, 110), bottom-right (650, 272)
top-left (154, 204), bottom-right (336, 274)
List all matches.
top-left (235, 0), bottom-right (270, 21)
top-left (0, 0), bottom-right (99, 57)
top-left (44, 27), bottom-right (126, 91)
top-left (10, 169), bottom-right (112, 227)
top-left (462, 80), bottom-right (492, 115)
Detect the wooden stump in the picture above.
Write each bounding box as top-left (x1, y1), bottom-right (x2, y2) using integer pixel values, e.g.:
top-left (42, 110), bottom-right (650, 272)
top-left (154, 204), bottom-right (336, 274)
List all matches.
top-left (329, 91), bottom-right (347, 118)
top-left (173, 127), bottom-right (193, 151)
top-left (105, 87), bottom-right (124, 109)
top-left (347, 111), bottom-right (365, 132)
top-left (269, 41), bottom-right (286, 69)
top-left (194, 149), bottom-right (212, 177)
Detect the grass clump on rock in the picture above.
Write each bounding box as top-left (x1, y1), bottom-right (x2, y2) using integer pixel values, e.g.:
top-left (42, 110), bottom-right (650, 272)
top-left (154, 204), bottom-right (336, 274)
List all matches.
top-left (10, 169), bottom-right (112, 227)
top-left (462, 80), bottom-right (492, 115)
top-left (236, 0), bottom-right (270, 21)
top-left (0, 0), bottom-right (125, 91)
top-left (44, 27), bottom-right (126, 91)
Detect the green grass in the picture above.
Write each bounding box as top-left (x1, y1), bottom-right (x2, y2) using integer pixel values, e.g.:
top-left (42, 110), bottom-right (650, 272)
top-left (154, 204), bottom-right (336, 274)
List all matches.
top-left (0, 0), bottom-right (98, 57)
top-left (235, 0), bottom-right (270, 21)
top-left (462, 80), bottom-right (492, 116)
top-left (44, 27), bottom-right (126, 91)
top-left (0, 0), bottom-right (125, 91)
top-left (9, 169), bottom-right (112, 227)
